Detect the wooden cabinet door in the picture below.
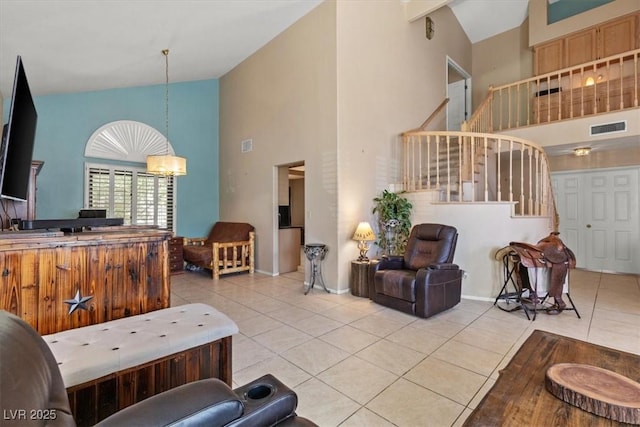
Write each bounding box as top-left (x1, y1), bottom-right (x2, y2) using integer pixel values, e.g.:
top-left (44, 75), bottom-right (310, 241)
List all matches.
top-left (0, 251), bottom-right (23, 320)
top-left (566, 28), bottom-right (597, 67)
top-left (534, 39), bottom-right (564, 75)
top-left (598, 14), bottom-right (637, 58)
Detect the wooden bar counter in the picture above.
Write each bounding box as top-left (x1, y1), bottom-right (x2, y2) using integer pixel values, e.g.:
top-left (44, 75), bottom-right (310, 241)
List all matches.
top-left (0, 227), bottom-right (171, 334)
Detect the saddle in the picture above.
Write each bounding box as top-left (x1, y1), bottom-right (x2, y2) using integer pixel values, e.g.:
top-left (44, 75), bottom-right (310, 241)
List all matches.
top-left (509, 232), bottom-right (576, 313)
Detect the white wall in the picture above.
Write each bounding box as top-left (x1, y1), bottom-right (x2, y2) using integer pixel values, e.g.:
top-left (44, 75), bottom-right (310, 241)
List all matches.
top-left (503, 110), bottom-right (640, 150)
top-left (220, 1), bottom-right (472, 292)
top-left (335, 2), bottom-right (471, 292)
top-left (219, 1), bottom-right (338, 280)
top-left (406, 190), bottom-right (552, 299)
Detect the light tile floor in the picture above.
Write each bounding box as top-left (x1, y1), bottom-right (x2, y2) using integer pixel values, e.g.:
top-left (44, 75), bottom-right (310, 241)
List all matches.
top-left (170, 269), bottom-right (640, 427)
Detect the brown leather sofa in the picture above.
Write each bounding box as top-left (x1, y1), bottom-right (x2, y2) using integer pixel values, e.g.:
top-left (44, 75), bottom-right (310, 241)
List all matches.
top-left (184, 221), bottom-right (255, 279)
top-left (0, 310), bottom-right (316, 427)
top-left (369, 223), bottom-right (463, 318)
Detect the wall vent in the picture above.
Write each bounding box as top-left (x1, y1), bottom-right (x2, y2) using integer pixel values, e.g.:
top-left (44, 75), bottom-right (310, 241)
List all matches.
top-left (590, 121), bottom-right (627, 136)
top-left (241, 139), bottom-right (253, 153)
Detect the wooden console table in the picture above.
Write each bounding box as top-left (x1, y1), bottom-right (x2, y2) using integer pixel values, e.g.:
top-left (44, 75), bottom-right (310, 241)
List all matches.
top-left (465, 330), bottom-right (640, 426)
top-left (0, 228), bottom-right (171, 334)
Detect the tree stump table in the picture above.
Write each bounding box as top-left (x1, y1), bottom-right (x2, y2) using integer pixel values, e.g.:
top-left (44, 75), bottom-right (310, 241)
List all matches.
top-left (464, 330), bottom-right (640, 426)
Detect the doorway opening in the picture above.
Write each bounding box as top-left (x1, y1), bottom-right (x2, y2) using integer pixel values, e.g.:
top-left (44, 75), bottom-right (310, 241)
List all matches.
top-left (446, 57), bottom-right (472, 131)
top-left (276, 161), bottom-right (305, 275)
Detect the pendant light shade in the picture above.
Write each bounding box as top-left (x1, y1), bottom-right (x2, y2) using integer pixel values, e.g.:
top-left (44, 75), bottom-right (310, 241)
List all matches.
top-left (147, 49), bottom-right (187, 176)
top-left (146, 154), bottom-right (187, 176)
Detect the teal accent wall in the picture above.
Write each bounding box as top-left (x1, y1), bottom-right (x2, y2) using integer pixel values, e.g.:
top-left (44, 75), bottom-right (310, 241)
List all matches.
top-left (547, 0), bottom-right (613, 24)
top-left (3, 79), bottom-right (219, 237)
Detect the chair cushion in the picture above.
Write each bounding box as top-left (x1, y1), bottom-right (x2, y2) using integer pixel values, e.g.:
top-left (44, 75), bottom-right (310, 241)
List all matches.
top-left (44, 303), bottom-right (238, 388)
top-left (183, 245), bottom-right (213, 265)
top-left (404, 224), bottom-right (458, 270)
top-left (374, 270), bottom-right (416, 302)
top-left (207, 222), bottom-right (254, 244)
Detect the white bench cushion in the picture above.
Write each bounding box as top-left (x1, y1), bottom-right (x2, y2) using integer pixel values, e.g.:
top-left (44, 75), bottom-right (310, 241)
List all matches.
top-left (44, 303), bottom-right (238, 388)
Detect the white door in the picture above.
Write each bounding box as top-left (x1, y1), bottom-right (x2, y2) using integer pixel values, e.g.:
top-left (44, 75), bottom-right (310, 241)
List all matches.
top-left (552, 174), bottom-right (581, 259)
top-left (447, 79), bottom-right (466, 131)
top-left (553, 167), bottom-right (640, 273)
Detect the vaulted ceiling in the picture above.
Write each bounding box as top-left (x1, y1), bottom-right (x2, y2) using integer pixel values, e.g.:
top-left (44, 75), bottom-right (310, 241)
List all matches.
top-left (0, 0), bottom-right (528, 98)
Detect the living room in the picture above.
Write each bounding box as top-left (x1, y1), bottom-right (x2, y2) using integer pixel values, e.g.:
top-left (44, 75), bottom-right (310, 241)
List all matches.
top-left (1, 0), bottom-right (639, 425)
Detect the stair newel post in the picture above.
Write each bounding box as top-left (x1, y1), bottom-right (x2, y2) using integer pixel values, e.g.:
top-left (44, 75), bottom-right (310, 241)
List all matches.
top-left (497, 138), bottom-right (502, 202)
top-left (520, 142), bottom-right (525, 215)
top-left (528, 145), bottom-right (534, 215)
top-left (446, 134), bottom-right (451, 202)
top-left (458, 136), bottom-right (463, 200)
top-left (403, 134), bottom-right (408, 191)
top-left (484, 135), bottom-right (489, 202)
top-left (417, 134), bottom-right (422, 190)
top-left (426, 134), bottom-right (431, 190)
top-left (509, 139), bottom-right (514, 204)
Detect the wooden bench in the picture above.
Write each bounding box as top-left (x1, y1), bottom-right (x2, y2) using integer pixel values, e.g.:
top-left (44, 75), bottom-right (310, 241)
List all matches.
top-left (43, 303), bottom-right (238, 425)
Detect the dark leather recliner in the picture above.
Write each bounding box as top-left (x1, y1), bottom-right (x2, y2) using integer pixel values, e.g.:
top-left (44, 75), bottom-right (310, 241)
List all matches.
top-left (0, 310), bottom-right (316, 427)
top-left (369, 224), bottom-right (463, 318)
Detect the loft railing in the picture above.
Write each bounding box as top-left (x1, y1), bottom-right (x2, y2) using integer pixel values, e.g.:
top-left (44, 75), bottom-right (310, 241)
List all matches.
top-left (465, 49), bottom-right (640, 132)
top-left (402, 131), bottom-right (559, 228)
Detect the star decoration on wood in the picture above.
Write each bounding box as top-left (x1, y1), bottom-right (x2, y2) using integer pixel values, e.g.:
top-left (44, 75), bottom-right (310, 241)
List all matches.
top-left (64, 290), bottom-right (94, 314)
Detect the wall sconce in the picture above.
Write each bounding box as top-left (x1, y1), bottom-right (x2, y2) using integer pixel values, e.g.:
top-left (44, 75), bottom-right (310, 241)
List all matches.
top-left (425, 17), bottom-right (434, 40)
top-left (352, 222), bottom-right (376, 262)
top-left (574, 147), bottom-right (591, 156)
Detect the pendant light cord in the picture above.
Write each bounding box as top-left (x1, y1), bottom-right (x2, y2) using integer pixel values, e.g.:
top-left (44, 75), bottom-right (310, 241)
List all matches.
top-left (163, 49), bottom-right (170, 155)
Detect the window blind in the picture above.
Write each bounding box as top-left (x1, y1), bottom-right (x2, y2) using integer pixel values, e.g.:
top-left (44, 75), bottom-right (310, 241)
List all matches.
top-left (85, 163), bottom-right (174, 230)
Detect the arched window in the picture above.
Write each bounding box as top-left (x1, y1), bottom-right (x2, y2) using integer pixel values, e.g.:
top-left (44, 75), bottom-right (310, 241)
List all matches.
top-left (83, 120), bottom-right (177, 231)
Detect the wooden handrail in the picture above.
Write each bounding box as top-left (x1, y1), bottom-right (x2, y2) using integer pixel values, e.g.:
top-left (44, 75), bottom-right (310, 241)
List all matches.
top-left (402, 98), bottom-right (449, 135)
top-left (470, 49), bottom-right (640, 132)
top-left (401, 130), bottom-right (559, 230)
top-left (401, 53), bottom-right (640, 229)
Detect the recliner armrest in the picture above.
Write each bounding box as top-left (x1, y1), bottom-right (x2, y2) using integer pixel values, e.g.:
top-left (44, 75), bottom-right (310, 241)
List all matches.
top-left (95, 379), bottom-right (243, 427)
top-left (428, 263), bottom-right (459, 270)
top-left (376, 255), bottom-right (405, 270)
top-left (228, 374), bottom-right (299, 427)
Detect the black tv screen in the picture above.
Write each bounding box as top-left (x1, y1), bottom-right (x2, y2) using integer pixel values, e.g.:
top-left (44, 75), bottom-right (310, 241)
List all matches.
top-left (1, 56), bottom-right (38, 202)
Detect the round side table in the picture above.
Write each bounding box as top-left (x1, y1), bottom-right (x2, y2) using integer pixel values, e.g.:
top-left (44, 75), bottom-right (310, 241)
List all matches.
top-left (303, 243), bottom-right (329, 295)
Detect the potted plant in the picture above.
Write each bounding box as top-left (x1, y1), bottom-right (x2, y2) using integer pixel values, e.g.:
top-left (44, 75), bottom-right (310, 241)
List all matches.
top-left (372, 189), bottom-right (413, 256)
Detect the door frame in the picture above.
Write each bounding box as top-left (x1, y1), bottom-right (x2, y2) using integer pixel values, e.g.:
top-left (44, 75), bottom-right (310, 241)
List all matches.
top-left (446, 56), bottom-right (472, 131)
top-left (274, 161), bottom-right (305, 275)
top-left (552, 166), bottom-right (640, 274)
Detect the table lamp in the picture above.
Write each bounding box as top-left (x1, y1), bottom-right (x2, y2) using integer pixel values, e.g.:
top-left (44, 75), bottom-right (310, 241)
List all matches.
top-left (352, 222), bottom-right (376, 262)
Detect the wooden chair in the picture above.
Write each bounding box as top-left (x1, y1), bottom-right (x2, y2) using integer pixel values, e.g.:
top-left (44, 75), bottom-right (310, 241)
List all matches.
top-left (183, 222), bottom-right (255, 279)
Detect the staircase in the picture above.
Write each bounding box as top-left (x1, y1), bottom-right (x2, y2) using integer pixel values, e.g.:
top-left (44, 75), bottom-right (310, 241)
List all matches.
top-left (424, 136), bottom-right (461, 200)
top-left (397, 50), bottom-right (640, 300)
top-left (402, 50), bottom-right (640, 230)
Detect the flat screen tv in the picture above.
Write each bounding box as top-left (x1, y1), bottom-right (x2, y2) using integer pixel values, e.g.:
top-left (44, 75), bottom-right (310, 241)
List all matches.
top-left (0, 56), bottom-right (38, 202)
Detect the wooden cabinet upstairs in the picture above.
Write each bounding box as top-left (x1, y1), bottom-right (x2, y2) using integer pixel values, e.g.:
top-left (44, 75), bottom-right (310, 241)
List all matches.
top-left (534, 12), bottom-right (639, 75)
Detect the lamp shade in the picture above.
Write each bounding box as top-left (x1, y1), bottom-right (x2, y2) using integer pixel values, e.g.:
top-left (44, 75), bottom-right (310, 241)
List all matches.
top-left (352, 222), bottom-right (376, 241)
top-left (146, 154), bottom-right (187, 176)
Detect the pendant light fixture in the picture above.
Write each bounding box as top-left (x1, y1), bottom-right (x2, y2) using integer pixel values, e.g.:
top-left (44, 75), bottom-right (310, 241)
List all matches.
top-left (147, 49), bottom-right (187, 176)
